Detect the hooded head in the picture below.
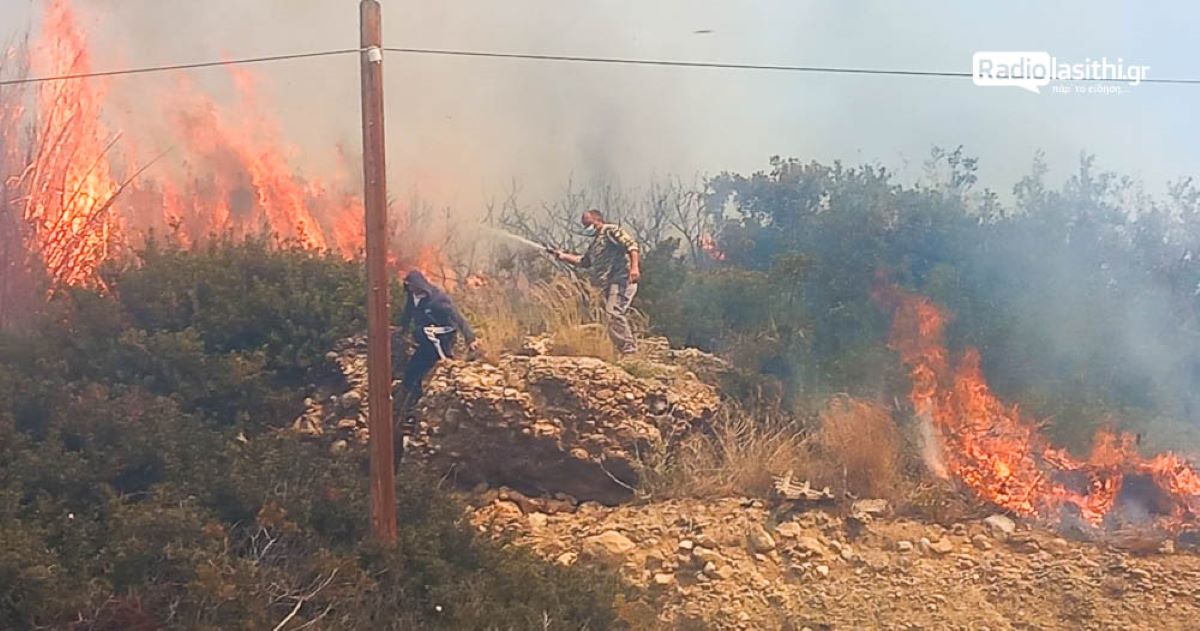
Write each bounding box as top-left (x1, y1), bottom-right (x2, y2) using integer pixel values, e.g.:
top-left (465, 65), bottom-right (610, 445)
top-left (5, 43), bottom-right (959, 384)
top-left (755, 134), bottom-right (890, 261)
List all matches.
top-left (403, 270), bottom-right (438, 299)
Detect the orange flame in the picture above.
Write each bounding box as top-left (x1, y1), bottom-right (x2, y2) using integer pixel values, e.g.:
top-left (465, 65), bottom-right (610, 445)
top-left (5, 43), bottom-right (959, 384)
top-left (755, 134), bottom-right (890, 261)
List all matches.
top-left (21, 0), bottom-right (122, 288)
top-left (875, 281), bottom-right (1200, 531)
top-left (11, 0), bottom-right (456, 293)
top-left (699, 233), bottom-right (726, 262)
top-left (152, 71), bottom-right (359, 253)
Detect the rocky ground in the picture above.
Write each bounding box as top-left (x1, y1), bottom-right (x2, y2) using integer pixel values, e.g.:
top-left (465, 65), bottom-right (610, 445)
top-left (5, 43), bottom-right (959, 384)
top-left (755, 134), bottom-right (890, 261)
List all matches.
top-left (293, 334), bottom-right (1200, 629)
top-left (293, 332), bottom-right (721, 503)
top-left (471, 494), bottom-right (1200, 630)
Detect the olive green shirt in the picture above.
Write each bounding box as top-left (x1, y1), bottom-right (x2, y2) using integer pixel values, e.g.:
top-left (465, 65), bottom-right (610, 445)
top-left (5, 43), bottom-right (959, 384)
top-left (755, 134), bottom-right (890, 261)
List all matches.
top-left (578, 223), bottom-right (640, 286)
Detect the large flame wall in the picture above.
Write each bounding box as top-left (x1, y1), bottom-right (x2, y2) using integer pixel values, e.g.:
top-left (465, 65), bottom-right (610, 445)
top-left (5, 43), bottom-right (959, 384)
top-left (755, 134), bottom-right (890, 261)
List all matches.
top-left (9, 0), bottom-right (369, 290)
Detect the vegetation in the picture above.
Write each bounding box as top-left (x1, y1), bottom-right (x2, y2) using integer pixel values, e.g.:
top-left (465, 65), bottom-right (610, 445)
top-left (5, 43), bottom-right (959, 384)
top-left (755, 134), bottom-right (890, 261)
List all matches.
top-left (6, 144), bottom-right (1200, 625)
top-left (457, 275), bottom-right (623, 363)
top-left (499, 149), bottom-right (1200, 455)
top-left (0, 236), bottom-right (621, 630)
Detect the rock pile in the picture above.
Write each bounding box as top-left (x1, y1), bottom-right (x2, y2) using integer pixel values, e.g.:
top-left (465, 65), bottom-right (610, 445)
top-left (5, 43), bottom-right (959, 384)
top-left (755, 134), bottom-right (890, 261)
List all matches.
top-left (415, 353), bottom-right (719, 504)
top-left (292, 334), bottom-right (721, 503)
top-left (291, 335), bottom-right (371, 453)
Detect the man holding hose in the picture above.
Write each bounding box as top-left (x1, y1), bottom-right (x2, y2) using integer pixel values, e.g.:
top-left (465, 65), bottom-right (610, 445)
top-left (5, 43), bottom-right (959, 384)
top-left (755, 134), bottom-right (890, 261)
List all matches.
top-left (550, 209), bottom-right (641, 354)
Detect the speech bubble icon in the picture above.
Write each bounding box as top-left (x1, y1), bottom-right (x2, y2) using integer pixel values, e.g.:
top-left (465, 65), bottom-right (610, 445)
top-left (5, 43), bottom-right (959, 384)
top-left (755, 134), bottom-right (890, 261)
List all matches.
top-left (973, 51), bottom-right (1052, 94)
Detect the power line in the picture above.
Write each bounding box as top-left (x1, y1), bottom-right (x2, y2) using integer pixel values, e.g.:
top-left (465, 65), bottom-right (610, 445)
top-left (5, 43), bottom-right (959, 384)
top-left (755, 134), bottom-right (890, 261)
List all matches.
top-left (386, 47), bottom-right (972, 80)
top-left (385, 47), bottom-right (1200, 85)
top-left (2, 45), bottom-right (1199, 86)
top-left (0, 48), bottom-right (362, 87)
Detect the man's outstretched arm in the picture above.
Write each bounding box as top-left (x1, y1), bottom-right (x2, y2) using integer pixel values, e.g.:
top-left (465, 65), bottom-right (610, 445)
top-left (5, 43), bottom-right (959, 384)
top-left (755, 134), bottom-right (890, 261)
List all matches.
top-left (554, 250), bottom-right (586, 267)
top-left (448, 304), bottom-right (479, 350)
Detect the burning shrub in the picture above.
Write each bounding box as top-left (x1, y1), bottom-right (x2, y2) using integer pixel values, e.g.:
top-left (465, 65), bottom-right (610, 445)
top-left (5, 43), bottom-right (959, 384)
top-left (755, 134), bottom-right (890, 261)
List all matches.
top-left (878, 281), bottom-right (1200, 532)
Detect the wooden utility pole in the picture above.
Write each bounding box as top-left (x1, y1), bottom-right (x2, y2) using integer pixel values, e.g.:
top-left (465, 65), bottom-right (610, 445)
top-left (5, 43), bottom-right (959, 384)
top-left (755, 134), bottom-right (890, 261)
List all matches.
top-left (359, 0), bottom-right (396, 543)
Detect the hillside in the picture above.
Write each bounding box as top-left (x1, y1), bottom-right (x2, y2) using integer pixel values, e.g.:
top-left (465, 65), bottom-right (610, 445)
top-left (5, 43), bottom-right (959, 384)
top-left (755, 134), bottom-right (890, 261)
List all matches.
top-left (296, 334), bottom-right (1200, 630)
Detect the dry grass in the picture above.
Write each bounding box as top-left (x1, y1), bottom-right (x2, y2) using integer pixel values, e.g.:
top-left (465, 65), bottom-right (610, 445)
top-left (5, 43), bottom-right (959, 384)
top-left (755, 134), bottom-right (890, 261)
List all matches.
top-left (532, 277), bottom-right (617, 363)
top-left (455, 283), bottom-right (534, 356)
top-left (550, 323), bottom-right (617, 363)
top-left (813, 395), bottom-right (904, 501)
top-left (456, 275), bottom-right (626, 362)
top-left (640, 395), bottom-right (912, 504)
top-left (640, 403), bottom-right (809, 499)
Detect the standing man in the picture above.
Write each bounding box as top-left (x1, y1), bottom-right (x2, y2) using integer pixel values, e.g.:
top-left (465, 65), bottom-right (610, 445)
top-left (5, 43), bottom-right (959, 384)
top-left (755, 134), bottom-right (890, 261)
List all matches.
top-left (395, 270), bottom-right (479, 432)
top-left (552, 209), bottom-right (641, 354)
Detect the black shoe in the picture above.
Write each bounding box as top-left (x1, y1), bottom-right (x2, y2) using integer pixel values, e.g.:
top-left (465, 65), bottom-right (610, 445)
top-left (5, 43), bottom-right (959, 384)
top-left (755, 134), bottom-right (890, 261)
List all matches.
top-left (400, 415), bottom-right (418, 435)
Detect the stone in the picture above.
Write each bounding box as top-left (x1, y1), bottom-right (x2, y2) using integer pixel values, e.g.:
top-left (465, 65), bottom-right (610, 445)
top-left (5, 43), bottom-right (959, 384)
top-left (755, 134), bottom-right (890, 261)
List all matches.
top-left (747, 524), bottom-right (777, 553)
top-left (527, 512), bottom-right (548, 529)
top-left (775, 522), bottom-right (804, 539)
top-left (862, 550), bottom-right (891, 571)
top-left (919, 537), bottom-right (954, 556)
top-left (971, 534), bottom-right (993, 551)
top-left (1013, 539), bottom-right (1041, 554)
top-left (794, 536), bottom-right (832, 558)
top-left (983, 514), bottom-right (1016, 540)
top-left (678, 539), bottom-right (695, 552)
top-left (851, 498), bottom-right (890, 517)
top-left (583, 530), bottom-right (637, 561)
top-left (329, 439), bottom-right (348, 454)
top-left (693, 546), bottom-right (724, 564)
top-left (1044, 537), bottom-right (1071, 555)
top-left (340, 390), bottom-right (363, 410)
top-left (1127, 567), bottom-right (1152, 581)
top-left (815, 564), bottom-right (830, 578)
top-left (336, 418), bottom-right (358, 430)
top-left (931, 538), bottom-right (955, 555)
top-left (556, 552), bottom-right (578, 566)
top-left (491, 500), bottom-right (523, 521)
top-left (653, 572), bottom-right (676, 586)
top-left (896, 540), bottom-right (914, 553)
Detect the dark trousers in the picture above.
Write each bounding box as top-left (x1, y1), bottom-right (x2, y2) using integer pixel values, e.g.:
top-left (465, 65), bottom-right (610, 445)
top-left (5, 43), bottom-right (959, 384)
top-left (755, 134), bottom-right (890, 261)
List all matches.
top-left (399, 331), bottom-right (455, 416)
top-left (394, 331), bottom-right (453, 467)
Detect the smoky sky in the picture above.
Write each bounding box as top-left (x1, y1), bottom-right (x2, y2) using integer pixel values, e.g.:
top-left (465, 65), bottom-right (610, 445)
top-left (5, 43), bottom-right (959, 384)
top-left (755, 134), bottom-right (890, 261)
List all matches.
top-left (1, 0), bottom-right (1197, 213)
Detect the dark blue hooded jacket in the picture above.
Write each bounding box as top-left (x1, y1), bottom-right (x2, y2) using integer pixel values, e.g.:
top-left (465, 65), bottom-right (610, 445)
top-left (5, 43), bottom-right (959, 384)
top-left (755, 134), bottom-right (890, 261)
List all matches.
top-left (398, 270), bottom-right (476, 346)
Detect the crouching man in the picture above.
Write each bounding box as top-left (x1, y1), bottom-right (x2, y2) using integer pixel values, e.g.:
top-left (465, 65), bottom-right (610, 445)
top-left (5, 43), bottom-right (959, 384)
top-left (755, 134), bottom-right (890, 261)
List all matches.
top-left (394, 270), bottom-right (479, 450)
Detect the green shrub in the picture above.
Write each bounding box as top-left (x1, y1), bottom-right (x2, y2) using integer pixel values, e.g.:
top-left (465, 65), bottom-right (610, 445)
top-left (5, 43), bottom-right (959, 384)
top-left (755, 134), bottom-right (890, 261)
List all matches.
top-left (0, 237), bottom-right (623, 629)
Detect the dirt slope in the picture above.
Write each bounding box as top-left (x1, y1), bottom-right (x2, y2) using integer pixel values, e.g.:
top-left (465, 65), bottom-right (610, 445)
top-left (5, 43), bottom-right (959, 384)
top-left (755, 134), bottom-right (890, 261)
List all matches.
top-left (472, 495), bottom-right (1200, 630)
top-left (295, 336), bottom-right (1200, 629)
